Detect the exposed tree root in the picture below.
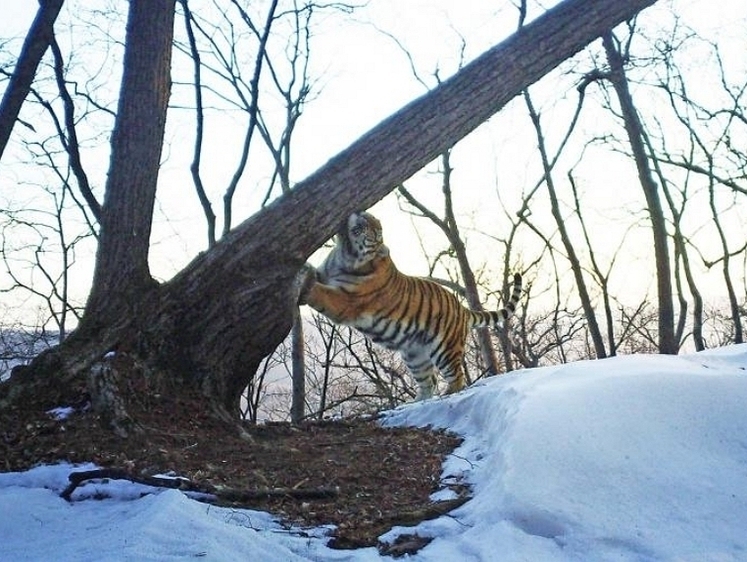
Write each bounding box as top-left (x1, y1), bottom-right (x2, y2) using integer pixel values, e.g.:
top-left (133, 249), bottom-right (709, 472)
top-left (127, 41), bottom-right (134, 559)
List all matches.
top-left (61, 467), bottom-right (340, 504)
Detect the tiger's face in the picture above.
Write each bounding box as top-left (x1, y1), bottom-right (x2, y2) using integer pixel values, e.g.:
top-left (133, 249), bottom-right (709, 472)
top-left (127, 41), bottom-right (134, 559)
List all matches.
top-left (340, 212), bottom-right (386, 264)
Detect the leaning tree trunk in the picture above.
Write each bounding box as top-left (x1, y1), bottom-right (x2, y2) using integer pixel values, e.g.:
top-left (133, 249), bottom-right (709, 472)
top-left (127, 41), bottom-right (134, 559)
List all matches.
top-left (2, 0), bottom-right (660, 425)
top-left (0, 0), bottom-right (64, 161)
top-left (145, 0), bottom-right (661, 413)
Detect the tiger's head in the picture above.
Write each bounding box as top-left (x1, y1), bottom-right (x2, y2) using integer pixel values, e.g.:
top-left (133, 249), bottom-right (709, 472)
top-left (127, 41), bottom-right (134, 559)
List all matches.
top-left (338, 212), bottom-right (389, 267)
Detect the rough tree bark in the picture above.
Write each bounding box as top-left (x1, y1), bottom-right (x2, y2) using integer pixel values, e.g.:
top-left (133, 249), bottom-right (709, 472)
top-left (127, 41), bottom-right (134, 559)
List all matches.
top-left (84, 0), bottom-right (175, 320)
top-left (1, 0), bottom-right (659, 423)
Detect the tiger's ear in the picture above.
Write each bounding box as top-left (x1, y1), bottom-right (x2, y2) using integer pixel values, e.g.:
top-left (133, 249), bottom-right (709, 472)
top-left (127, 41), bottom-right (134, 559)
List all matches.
top-left (335, 218), bottom-right (349, 242)
top-left (336, 216), bottom-right (355, 254)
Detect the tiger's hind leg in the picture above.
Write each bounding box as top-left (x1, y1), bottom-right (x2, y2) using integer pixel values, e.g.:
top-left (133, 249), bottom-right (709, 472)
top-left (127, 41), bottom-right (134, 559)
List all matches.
top-left (402, 348), bottom-right (438, 401)
top-left (435, 354), bottom-right (467, 395)
top-left (414, 369), bottom-right (439, 401)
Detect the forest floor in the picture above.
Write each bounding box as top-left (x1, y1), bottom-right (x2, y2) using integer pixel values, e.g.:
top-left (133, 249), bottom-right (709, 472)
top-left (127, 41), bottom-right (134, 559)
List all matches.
top-left (1, 371), bottom-right (465, 556)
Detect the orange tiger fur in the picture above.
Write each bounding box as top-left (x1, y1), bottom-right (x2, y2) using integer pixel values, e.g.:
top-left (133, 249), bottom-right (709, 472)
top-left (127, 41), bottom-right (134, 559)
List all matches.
top-left (301, 211), bottom-right (522, 400)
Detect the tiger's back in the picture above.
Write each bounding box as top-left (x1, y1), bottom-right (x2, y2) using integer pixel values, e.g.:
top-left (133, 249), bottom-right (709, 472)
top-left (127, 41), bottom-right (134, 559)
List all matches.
top-left (303, 212), bottom-right (522, 400)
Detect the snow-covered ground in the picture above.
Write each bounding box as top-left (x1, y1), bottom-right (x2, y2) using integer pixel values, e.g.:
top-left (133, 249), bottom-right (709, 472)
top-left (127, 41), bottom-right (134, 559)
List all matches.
top-left (2, 345), bottom-right (747, 561)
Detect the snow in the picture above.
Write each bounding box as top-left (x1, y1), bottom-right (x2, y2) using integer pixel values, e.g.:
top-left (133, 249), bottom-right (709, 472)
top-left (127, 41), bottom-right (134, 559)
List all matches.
top-left (3, 346), bottom-right (747, 561)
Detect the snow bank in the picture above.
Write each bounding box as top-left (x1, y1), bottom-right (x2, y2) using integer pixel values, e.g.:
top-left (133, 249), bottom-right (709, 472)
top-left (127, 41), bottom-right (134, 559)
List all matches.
top-left (383, 345), bottom-right (747, 561)
top-left (2, 345), bottom-right (747, 561)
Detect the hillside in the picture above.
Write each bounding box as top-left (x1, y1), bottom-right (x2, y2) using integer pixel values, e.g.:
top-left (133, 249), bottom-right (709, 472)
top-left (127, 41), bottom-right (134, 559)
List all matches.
top-left (2, 345), bottom-right (747, 560)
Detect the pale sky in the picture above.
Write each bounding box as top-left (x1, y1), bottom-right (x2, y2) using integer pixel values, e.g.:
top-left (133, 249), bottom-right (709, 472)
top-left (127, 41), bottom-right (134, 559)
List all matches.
top-left (1, 0), bottom-right (746, 331)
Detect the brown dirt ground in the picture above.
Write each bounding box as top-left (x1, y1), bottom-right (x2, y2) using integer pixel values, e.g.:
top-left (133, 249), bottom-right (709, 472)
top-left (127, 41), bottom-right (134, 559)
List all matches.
top-left (0, 371), bottom-right (466, 556)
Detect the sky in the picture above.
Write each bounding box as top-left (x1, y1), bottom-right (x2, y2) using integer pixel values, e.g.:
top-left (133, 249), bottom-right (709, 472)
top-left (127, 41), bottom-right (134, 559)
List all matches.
top-left (2, 343), bottom-right (747, 560)
top-left (1, 6), bottom-right (747, 558)
top-left (0, 0), bottom-right (746, 335)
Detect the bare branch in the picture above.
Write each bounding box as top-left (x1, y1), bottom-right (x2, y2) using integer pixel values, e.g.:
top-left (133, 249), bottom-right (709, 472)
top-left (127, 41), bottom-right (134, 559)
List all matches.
top-left (0, 0), bottom-right (65, 160)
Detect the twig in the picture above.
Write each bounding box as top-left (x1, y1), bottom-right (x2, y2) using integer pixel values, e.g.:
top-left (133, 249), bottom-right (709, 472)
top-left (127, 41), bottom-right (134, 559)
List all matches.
top-left (212, 485), bottom-right (339, 503)
top-left (381, 496), bottom-right (470, 527)
top-left (60, 468), bottom-right (198, 501)
top-left (60, 467), bottom-right (340, 504)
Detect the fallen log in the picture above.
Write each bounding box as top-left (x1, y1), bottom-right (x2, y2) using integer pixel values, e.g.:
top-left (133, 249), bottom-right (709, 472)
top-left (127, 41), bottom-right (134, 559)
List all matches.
top-left (60, 467), bottom-right (339, 504)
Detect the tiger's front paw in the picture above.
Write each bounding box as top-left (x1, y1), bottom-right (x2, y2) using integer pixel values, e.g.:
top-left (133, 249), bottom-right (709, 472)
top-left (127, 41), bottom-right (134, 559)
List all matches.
top-left (295, 263), bottom-right (318, 305)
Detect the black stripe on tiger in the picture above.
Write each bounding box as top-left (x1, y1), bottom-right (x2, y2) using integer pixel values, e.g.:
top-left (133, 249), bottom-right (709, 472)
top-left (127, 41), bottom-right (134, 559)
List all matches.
top-left (302, 211), bottom-right (523, 401)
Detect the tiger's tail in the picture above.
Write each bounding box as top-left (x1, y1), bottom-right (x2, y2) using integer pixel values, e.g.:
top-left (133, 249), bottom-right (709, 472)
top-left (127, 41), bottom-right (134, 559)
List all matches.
top-left (470, 273), bottom-right (522, 328)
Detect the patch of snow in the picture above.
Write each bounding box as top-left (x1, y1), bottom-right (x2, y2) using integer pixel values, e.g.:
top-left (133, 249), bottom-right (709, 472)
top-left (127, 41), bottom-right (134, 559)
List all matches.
top-left (46, 406), bottom-right (76, 420)
top-left (2, 345), bottom-right (747, 561)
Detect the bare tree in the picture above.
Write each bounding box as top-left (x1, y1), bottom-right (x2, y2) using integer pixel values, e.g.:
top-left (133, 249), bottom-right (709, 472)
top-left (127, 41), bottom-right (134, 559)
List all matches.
top-left (176, 0), bottom-right (346, 422)
top-left (241, 344), bottom-right (287, 423)
top-left (566, 168), bottom-right (625, 356)
top-left (1, 14), bottom-right (111, 358)
top-left (2, 0), bottom-right (660, 434)
top-left (600, 30), bottom-right (677, 354)
top-left (654, 42), bottom-right (746, 345)
top-left (398, 151), bottom-right (505, 378)
top-left (523, 90), bottom-right (608, 358)
top-left (615, 299), bottom-right (661, 354)
top-left (265, 314), bottom-right (410, 420)
top-left (644, 130), bottom-right (705, 350)
top-left (0, 0), bottom-right (64, 159)
top-left (1, 61), bottom-right (100, 341)
top-left (0, 184), bottom-right (89, 342)
top-left (314, 319), bottom-right (413, 413)
top-left (606, 25), bottom-right (747, 350)
top-left (176, 0), bottom-right (279, 245)
top-left (177, 0), bottom-right (216, 247)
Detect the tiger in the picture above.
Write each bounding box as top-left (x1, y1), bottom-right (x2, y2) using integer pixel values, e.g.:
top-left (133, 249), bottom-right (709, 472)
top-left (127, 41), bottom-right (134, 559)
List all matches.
top-left (298, 211), bottom-right (522, 400)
